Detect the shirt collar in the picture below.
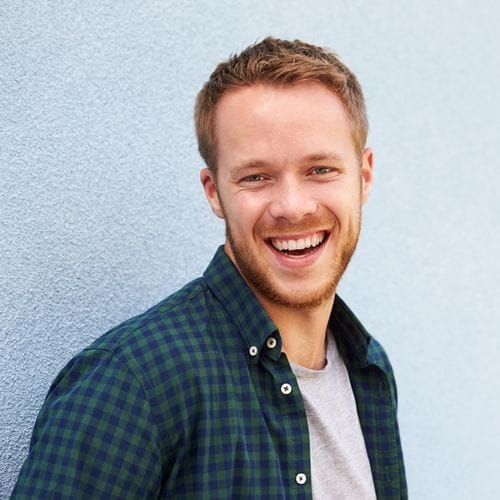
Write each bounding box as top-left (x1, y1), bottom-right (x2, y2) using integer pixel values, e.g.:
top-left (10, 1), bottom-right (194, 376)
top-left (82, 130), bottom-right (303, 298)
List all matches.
top-left (330, 296), bottom-right (371, 368)
top-left (331, 296), bottom-right (390, 373)
top-left (203, 246), bottom-right (278, 364)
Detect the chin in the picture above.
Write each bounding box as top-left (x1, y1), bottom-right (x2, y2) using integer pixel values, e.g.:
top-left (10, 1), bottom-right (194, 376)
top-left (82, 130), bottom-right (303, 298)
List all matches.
top-left (255, 279), bottom-right (337, 309)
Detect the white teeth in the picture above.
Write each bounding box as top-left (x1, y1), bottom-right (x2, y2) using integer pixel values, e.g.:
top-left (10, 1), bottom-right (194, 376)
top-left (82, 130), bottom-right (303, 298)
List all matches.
top-left (295, 239), bottom-right (306, 250)
top-left (271, 233), bottom-right (325, 252)
top-left (295, 239), bottom-right (305, 250)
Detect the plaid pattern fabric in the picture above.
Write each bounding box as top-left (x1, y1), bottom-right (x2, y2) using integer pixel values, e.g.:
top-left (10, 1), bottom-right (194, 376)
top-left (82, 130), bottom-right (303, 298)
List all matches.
top-left (13, 246), bottom-right (406, 499)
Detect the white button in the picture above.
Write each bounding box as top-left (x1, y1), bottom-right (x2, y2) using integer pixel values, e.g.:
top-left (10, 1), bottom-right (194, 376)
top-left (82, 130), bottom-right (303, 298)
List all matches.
top-left (249, 346), bottom-right (258, 357)
top-left (281, 383), bottom-right (292, 395)
top-left (266, 337), bottom-right (277, 349)
top-left (296, 472), bottom-right (307, 485)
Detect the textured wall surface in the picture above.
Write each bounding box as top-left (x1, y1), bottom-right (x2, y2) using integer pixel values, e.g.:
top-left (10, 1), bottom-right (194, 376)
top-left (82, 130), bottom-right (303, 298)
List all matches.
top-left (1, 1), bottom-right (499, 497)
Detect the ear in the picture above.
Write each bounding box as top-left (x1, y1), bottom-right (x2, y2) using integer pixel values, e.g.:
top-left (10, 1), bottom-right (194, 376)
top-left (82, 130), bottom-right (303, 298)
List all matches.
top-left (200, 168), bottom-right (224, 219)
top-left (360, 147), bottom-right (374, 204)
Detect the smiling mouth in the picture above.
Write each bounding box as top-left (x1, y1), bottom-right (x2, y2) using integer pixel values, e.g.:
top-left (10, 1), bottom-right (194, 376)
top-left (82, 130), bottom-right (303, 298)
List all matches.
top-left (269, 231), bottom-right (328, 257)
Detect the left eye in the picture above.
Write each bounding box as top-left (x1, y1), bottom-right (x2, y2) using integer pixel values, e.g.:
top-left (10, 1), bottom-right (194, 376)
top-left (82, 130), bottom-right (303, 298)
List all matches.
top-left (311, 167), bottom-right (331, 175)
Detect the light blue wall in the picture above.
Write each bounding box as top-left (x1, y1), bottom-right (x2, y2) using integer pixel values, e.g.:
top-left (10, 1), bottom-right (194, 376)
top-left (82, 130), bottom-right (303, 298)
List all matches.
top-left (2, 1), bottom-right (499, 497)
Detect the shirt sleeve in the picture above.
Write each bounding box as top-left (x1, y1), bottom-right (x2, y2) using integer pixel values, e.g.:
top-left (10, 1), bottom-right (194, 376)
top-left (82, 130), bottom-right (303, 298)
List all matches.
top-left (11, 347), bottom-right (163, 499)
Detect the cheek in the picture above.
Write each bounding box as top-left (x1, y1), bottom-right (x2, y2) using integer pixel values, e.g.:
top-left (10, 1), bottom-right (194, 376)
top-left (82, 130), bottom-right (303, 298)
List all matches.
top-left (324, 192), bottom-right (361, 221)
top-left (328, 180), bottom-right (363, 207)
top-left (230, 194), bottom-right (268, 225)
top-left (223, 206), bottom-right (257, 236)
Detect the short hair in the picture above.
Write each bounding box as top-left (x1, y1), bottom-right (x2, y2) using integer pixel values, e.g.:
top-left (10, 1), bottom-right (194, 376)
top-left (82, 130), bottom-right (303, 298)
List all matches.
top-left (194, 36), bottom-right (368, 172)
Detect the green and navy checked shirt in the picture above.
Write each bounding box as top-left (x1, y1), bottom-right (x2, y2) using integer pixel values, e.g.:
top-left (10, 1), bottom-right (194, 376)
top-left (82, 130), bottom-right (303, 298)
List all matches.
top-left (13, 246), bottom-right (407, 499)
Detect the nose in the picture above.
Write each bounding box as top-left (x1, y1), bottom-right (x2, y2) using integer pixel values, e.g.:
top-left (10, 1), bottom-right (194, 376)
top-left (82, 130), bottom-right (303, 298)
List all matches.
top-left (268, 176), bottom-right (318, 222)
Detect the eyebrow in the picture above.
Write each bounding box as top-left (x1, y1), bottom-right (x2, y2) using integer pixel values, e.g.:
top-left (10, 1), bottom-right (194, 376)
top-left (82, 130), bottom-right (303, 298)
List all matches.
top-left (301, 152), bottom-right (344, 164)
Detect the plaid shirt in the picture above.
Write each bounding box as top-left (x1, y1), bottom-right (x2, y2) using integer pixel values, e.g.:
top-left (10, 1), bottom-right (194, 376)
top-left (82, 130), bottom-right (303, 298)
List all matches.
top-left (13, 246), bottom-right (407, 499)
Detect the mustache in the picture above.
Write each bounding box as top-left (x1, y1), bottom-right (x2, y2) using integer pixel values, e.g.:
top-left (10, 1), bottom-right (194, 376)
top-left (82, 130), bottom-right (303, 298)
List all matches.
top-left (257, 215), bottom-right (334, 237)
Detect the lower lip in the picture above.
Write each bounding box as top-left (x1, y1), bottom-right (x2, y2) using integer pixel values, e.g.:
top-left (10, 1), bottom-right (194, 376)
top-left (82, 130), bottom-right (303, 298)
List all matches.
top-left (267, 238), bottom-right (328, 270)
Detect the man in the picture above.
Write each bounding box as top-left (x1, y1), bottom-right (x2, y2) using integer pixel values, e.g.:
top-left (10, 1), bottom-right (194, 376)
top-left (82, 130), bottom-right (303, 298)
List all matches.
top-left (13, 37), bottom-right (406, 499)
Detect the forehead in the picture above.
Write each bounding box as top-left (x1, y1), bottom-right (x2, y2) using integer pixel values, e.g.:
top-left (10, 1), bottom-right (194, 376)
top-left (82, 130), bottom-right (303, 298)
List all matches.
top-left (214, 82), bottom-right (356, 166)
top-left (216, 81), bottom-right (348, 123)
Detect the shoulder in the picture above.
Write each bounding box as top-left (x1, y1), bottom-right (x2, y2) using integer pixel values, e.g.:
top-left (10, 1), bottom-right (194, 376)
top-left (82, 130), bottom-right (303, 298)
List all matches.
top-left (85, 276), bottom-right (222, 373)
top-left (47, 276), bottom-right (221, 397)
top-left (64, 273), bottom-right (238, 400)
top-left (61, 276), bottom-right (236, 401)
top-left (367, 335), bottom-right (400, 408)
top-left (367, 335), bottom-right (394, 374)
top-left (37, 276), bottom-right (232, 461)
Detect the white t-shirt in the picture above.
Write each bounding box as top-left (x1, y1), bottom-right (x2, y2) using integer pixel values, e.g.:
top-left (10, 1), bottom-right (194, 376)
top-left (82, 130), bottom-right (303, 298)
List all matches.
top-left (290, 333), bottom-right (376, 500)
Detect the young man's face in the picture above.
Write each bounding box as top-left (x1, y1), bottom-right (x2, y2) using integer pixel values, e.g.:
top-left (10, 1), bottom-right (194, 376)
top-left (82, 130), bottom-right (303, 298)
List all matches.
top-left (201, 82), bottom-right (373, 309)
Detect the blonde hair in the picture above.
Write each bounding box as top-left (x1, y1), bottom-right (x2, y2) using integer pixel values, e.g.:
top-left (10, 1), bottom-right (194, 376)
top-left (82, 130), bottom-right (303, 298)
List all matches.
top-left (195, 37), bottom-right (368, 172)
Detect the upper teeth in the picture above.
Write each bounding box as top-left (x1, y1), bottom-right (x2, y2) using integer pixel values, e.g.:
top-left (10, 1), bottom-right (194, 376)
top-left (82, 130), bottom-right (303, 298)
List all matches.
top-left (271, 233), bottom-right (325, 251)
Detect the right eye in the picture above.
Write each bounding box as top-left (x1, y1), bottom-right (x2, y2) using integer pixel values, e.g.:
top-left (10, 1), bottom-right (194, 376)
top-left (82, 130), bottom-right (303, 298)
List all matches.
top-left (242, 174), bottom-right (265, 183)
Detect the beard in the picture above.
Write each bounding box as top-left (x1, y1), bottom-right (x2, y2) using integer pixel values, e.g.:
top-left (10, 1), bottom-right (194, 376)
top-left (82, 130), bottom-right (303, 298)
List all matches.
top-left (225, 211), bottom-right (362, 310)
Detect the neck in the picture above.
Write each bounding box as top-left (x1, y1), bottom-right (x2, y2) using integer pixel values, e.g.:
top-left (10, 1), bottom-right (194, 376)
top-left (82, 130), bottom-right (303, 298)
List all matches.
top-left (260, 295), bottom-right (335, 370)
